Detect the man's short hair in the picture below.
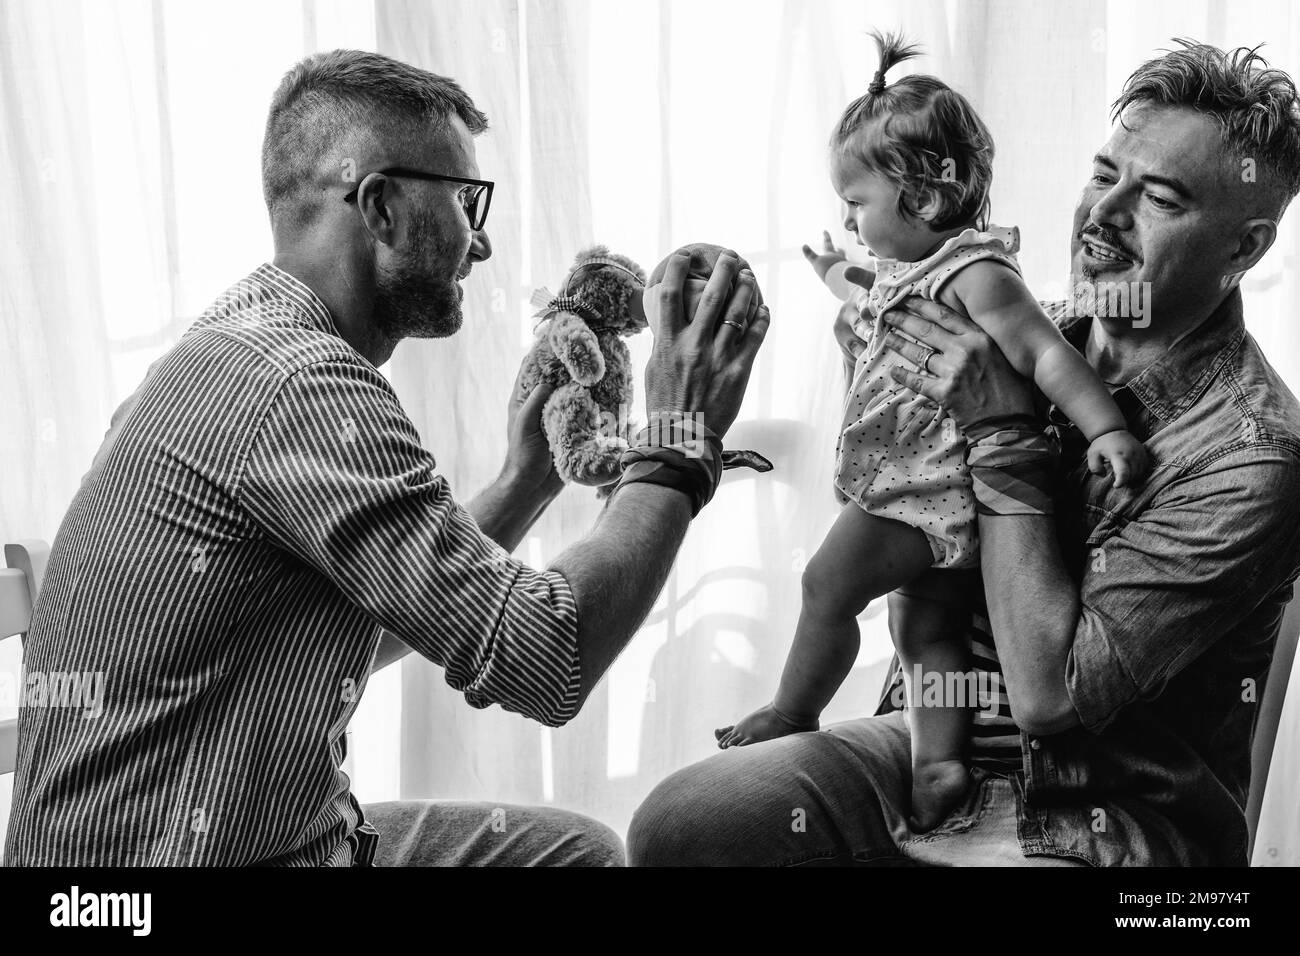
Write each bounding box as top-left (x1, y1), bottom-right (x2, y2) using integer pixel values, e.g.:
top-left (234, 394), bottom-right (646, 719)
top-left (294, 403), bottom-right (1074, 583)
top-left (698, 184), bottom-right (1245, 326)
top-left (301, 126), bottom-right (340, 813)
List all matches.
top-left (262, 49), bottom-right (488, 226)
top-left (1113, 39), bottom-right (1300, 220)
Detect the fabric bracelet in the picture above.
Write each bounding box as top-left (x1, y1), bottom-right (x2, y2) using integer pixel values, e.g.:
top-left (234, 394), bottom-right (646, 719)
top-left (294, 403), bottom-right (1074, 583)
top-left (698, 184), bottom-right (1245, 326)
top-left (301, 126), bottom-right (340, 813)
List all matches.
top-left (612, 413), bottom-right (724, 517)
top-left (967, 428), bottom-right (1059, 516)
top-left (964, 412), bottom-right (1046, 443)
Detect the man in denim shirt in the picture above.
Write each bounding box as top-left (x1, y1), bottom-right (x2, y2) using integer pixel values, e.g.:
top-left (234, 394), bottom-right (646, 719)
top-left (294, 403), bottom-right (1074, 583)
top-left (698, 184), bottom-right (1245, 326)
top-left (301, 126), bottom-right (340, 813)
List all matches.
top-left (629, 40), bottom-right (1300, 866)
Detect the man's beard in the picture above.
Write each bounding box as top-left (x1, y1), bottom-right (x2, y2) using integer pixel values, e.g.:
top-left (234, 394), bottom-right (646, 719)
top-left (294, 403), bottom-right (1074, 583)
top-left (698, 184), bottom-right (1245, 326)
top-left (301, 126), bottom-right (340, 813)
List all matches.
top-left (373, 208), bottom-right (465, 340)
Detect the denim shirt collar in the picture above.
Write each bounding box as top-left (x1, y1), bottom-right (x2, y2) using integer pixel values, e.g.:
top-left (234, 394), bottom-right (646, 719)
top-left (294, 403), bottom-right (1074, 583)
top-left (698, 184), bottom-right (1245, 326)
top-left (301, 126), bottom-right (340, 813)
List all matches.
top-left (1053, 287), bottom-right (1246, 431)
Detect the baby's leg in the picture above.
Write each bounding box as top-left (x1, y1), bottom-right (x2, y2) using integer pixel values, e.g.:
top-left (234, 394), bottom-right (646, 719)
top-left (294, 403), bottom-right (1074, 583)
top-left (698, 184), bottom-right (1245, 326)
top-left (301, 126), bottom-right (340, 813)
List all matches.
top-left (717, 505), bottom-right (934, 747)
top-left (779, 507), bottom-right (935, 727)
top-left (889, 573), bottom-right (977, 831)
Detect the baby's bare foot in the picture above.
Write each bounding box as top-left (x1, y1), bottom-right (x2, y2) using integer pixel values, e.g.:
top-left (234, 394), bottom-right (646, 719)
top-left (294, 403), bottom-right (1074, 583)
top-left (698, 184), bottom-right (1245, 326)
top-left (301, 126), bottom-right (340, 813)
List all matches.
top-left (715, 704), bottom-right (818, 749)
top-left (909, 759), bottom-right (970, 832)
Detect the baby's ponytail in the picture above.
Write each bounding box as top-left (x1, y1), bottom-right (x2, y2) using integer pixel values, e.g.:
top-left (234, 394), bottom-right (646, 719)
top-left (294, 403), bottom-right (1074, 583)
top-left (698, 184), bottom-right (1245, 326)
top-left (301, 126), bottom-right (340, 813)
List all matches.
top-left (867, 29), bottom-right (922, 95)
top-left (832, 29), bottom-right (995, 234)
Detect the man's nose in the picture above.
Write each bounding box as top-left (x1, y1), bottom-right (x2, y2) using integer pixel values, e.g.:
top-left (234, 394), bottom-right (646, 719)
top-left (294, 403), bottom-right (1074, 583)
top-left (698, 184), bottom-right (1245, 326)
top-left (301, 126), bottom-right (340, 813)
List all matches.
top-left (1088, 183), bottom-right (1133, 234)
top-left (469, 227), bottom-right (492, 263)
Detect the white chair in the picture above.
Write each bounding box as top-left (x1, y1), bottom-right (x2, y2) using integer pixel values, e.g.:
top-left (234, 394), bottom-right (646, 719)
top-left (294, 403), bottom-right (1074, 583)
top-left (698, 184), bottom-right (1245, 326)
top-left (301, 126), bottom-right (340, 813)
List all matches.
top-left (1247, 594), bottom-right (1300, 860)
top-left (1, 541), bottom-right (47, 772)
top-left (1, 540), bottom-right (49, 863)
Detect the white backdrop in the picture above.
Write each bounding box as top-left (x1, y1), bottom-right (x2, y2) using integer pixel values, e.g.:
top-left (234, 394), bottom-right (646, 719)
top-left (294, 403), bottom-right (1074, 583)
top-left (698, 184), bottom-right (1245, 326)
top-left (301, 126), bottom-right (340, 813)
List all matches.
top-left (1, 0), bottom-right (1297, 863)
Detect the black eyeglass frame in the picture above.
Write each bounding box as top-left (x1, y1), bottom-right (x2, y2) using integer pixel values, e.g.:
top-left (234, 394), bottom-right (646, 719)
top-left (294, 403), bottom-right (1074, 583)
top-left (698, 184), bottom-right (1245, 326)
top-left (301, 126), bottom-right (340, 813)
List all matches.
top-left (342, 167), bottom-right (494, 230)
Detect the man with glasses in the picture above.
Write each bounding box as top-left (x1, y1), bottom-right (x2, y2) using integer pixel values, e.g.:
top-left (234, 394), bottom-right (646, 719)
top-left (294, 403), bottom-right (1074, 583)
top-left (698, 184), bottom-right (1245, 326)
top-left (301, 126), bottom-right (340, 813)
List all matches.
top-left (4, 49), bottom-right (769, 867)
top-left (342, 169), bottom-right (493, 226)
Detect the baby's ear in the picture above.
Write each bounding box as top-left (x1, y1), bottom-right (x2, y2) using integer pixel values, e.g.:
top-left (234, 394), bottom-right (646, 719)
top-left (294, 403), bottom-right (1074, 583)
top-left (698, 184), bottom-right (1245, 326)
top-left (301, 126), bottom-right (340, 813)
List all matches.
top-left (908, 187), bottom-right (945, 225)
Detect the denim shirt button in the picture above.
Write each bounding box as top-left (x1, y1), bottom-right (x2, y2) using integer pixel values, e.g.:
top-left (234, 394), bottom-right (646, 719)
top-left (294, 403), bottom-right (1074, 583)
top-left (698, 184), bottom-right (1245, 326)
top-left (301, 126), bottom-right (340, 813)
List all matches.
top-left (1030, 738), bottom-right (1042, 750)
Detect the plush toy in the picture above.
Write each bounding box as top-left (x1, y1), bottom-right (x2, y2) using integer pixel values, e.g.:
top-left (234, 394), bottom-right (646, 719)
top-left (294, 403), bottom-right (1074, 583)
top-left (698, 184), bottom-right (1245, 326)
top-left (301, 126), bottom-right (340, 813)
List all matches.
top-left (521, 242), bottom-right (775, 495)
top-left (519, 246), bottom-right (649, 488)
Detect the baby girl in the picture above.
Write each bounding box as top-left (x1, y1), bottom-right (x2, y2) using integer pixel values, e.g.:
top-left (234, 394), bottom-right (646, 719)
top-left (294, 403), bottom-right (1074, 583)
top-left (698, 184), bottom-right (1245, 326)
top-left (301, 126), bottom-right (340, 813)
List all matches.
top-left (717, 31), bottom-right (1148, 829)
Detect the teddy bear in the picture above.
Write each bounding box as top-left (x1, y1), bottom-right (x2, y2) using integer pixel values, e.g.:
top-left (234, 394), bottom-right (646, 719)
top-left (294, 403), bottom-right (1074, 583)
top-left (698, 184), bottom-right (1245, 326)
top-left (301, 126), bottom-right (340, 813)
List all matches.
top-left (518, 245), bottom-right (649, 489)
top-left (520, 242), bottom-right (775, 494)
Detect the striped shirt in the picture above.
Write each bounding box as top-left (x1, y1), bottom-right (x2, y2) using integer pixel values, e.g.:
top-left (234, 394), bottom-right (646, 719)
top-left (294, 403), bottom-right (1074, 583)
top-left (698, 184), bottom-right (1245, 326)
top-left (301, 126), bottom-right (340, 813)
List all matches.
top-left (4, 264), bottom-right (582, 866)
top-left (876, 609), bottom-right (1022, 771)
top-left (967, 614), bottom-right (1021, 769)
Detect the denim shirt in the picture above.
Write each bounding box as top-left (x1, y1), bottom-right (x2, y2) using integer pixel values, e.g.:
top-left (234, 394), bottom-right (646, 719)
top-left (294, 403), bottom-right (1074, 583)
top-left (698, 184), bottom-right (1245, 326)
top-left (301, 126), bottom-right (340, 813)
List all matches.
top-left (1021, 288), bottom-right (1300, 866)
top-left (883, 288), bottom-right (1300, 866)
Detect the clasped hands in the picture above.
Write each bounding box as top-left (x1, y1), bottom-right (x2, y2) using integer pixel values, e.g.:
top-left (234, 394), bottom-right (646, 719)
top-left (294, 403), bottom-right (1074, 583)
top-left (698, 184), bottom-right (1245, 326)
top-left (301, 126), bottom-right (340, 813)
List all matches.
top-left (503, 245), bottom-right (772, 499)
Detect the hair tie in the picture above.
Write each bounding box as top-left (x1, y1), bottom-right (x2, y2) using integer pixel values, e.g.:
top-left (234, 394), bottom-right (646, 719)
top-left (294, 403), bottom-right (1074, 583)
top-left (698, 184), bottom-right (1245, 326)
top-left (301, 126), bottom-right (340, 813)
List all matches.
top-left (868, 71), bottom-right (887, 94)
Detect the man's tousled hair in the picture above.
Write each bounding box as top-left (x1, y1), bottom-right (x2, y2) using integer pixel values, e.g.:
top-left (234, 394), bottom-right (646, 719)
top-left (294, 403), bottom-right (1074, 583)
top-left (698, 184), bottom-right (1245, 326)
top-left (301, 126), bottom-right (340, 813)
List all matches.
top-left (1114, 39), bottom-right (1300, 219)
top-left (262, 49), bottom-right (488, 225)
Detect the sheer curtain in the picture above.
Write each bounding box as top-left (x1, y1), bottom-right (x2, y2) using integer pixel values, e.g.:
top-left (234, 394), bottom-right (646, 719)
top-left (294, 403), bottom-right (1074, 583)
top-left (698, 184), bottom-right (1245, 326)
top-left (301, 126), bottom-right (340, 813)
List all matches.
top-left (1, 0), bottom-right (1296, 863)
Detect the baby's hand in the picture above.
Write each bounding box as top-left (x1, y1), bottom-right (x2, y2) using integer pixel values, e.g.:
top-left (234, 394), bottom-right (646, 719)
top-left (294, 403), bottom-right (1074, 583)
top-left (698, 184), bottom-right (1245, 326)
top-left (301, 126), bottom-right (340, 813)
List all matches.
top-left (1086, 430), bottom-right (1149, 487)
top-left (715, 703), bottom-right (817, 749)
top-left (802, 230), bottom-right (848, 280)
top-left (802, 231), bottom-right (874, 301)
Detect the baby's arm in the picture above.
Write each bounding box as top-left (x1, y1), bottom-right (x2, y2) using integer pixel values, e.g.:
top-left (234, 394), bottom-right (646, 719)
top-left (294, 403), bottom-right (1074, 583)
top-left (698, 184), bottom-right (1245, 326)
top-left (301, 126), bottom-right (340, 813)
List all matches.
top-left (804, 233), bottom-right (877, 384)
top-left (802, 231), bottom-right (875, 303)
top-left (939, 262), bottom-right (1148, 485)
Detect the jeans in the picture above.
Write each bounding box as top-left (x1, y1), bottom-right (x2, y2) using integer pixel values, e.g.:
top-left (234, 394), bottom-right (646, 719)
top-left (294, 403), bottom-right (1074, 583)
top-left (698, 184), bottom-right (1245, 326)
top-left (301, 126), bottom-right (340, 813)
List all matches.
top-left (627, 710), bottom-right (1084, 866)
top-left (361, 800), bottom-right (624, 867)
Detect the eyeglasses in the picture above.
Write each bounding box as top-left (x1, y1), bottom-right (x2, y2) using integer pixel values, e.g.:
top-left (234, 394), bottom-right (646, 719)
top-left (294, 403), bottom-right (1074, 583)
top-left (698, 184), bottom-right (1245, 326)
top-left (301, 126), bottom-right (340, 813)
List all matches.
top-left (343, 167), bottom-right (494, 231)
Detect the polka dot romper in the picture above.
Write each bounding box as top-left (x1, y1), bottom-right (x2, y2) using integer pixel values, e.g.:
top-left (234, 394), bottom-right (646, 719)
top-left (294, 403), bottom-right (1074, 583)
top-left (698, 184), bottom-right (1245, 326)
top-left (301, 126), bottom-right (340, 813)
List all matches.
top-left (834, 225), bottom-right (1022, 569)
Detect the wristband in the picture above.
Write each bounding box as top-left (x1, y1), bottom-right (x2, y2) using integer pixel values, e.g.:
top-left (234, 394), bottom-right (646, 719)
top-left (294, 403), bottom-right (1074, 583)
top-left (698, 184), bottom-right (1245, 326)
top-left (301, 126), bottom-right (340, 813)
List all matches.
top-left (965, 412), bottom-right (1045, 443)
top-left (612, 413), bottom-right (724, 517)
top-left (611, 413), bottom-right (775, 516)
top-left (967, 428), bottom-right (1059, 516)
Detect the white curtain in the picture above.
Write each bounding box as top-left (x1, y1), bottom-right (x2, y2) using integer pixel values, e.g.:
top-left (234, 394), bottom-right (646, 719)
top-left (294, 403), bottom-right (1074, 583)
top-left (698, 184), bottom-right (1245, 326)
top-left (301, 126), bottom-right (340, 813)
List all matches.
top-left (1, 0), bottom-right (1297, 863)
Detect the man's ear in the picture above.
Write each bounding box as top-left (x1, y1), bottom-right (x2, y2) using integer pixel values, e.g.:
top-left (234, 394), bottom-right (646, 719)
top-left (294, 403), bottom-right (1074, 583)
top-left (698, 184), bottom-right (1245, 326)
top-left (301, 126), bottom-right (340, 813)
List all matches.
top-left (355, 172), bottom-right (398, 246)
top-left (1225, 217), bottom-right (1278, 282)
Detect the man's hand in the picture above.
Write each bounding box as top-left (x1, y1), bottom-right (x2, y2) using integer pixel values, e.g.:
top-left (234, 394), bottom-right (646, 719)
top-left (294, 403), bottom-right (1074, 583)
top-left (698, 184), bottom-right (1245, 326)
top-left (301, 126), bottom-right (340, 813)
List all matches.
top-left (553, 248), bottom-right (770, 706)
top-left (834, 299), bottom-right (870, 367)
top-left (880, 295), bottom-right (1035, 432)
top-left (502, 364), bottom-right (564, 497)
top-left (643, 248), bottom-right (771, 437)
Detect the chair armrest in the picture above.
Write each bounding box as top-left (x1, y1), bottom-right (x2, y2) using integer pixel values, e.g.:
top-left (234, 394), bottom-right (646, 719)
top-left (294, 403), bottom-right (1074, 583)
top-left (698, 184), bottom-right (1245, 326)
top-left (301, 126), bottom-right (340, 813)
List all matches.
top-left (4, 540), bottom-right (50, 605)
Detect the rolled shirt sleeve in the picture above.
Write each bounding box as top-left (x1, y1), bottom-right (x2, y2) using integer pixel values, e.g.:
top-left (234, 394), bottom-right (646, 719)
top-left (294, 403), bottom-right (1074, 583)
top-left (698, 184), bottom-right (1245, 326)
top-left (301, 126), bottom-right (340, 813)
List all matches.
top-left (236, 358), bottom-right (582, 726)
top-left (1066, 446), bottom-right (1300, 733)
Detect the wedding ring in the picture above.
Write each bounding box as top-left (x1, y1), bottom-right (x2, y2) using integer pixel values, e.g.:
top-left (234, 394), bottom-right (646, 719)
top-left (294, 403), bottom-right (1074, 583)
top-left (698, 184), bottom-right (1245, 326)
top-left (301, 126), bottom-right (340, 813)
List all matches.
top-left (721, 319), bottom-right (746, 332)
top-left (920, 346), bottom-right (936, 374)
